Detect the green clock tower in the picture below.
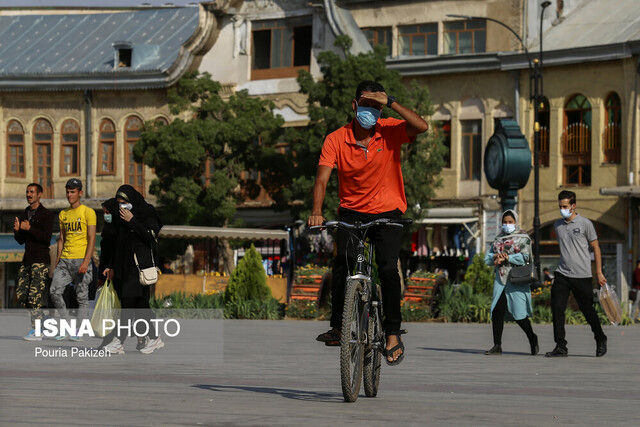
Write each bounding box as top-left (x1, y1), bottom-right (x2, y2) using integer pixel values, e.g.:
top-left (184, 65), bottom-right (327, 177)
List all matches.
top-left (484, 119), bottom-right (532, 211)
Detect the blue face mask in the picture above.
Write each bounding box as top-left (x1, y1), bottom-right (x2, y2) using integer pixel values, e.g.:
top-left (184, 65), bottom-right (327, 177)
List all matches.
top-left (502, 223), bottom-right (516, 234)
top-left (104, 213), bottom-right (112, 223)
top-left (355, 106), bottom-right (381, 129)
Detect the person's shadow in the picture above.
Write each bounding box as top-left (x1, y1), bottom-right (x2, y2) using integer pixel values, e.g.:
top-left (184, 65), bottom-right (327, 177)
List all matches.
top-left (421, 347), bottom-right (530, 356)
top-left (192, 384), bottom-right (343, 403)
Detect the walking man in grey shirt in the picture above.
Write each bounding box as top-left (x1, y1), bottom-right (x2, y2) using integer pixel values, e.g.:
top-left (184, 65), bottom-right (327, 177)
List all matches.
top-left (545, 190), bottom-right (607, 357)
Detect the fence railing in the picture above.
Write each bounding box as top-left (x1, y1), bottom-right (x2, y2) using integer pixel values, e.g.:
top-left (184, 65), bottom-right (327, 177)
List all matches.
top-left (602, 123), bottom-right (621, 164)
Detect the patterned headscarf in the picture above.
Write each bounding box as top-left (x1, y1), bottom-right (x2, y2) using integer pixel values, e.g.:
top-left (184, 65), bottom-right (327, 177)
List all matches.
top-left (491, 209), bottom-right (532, 285)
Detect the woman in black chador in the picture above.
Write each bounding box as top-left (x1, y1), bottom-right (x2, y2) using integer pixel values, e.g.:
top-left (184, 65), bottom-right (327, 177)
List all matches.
top-left (102, 185), bottom-right (163, 354)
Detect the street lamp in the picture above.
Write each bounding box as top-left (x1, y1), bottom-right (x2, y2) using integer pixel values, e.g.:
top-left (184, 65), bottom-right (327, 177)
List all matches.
top-left (447, 1), bottom-right (552, 283)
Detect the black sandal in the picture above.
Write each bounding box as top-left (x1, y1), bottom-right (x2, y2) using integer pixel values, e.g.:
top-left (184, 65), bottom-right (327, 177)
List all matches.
top-left (383, 330), bottom-right (406, 366)
top-left (316, 328), bottom-right (340, 346)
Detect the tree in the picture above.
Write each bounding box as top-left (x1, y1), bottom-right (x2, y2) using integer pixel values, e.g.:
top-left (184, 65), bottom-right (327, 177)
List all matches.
top-left (135, 72), bottom-right (285, 227)
top-left (272, 36), bottom-right (446, 220)
top-left (224, 244), bottom-right (272, 302)
top-left (462, 253), bottom-right (495, 296)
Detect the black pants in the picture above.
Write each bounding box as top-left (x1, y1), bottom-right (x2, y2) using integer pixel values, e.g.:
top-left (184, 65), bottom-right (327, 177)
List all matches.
top-left (492, 291), bottom-right (536, 346)
top-left (331, 207), bottom-right (404, 332)
top-left (551, 272), bottom-right (605, 348)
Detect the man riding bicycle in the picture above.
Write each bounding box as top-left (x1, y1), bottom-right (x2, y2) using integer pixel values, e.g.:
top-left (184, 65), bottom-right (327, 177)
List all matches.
top-left (308, 80), bottom-right (428, 365)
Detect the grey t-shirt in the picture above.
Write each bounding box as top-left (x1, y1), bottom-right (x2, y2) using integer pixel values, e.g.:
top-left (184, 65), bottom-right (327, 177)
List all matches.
top-left (554, 214), bottom-right (597, 278)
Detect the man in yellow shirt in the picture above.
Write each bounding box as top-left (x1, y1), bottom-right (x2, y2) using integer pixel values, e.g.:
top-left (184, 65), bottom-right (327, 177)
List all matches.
top-left (50, 179), bottom-right (96, 340)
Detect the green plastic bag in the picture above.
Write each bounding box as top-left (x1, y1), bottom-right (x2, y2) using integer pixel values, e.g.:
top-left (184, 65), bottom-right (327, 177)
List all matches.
top-left (91, 280), bottom-right (121, 337)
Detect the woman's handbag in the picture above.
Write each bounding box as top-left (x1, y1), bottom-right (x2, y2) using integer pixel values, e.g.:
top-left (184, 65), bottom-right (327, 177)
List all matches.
top-left (134, 250), bottom-right (159, 286)
top-left (508, 262), bottom-right (535, 285)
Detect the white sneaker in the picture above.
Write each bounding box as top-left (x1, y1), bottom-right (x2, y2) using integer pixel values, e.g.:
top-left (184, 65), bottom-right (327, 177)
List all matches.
top-left (139, 337), bottom-right (164, 354)
top-left (23, 329), bottom-right (42, 341)
top-left (103, 337), bottom-right (124, 355)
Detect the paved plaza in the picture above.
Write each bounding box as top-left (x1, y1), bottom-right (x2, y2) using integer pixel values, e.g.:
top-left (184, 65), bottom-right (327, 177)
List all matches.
top-left (1, 319), bottom-right (639, 426)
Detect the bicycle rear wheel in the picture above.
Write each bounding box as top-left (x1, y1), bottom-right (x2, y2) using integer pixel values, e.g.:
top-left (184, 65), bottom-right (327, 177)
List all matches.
top-left (340, 279), bottom-right (366, 402)
top-left (363, 304), bottom-right (382, 397)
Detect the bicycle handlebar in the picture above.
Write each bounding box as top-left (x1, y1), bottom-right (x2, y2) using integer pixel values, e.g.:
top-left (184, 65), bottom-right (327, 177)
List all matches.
top-left (309, 217), bottom-right (412, 231)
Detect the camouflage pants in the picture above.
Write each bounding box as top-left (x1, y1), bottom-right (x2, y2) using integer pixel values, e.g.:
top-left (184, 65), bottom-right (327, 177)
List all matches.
top-left (16, 263), bottom-right (49, 327)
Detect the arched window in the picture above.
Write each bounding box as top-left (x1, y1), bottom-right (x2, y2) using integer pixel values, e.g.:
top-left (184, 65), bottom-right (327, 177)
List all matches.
top-left (7, 120), bottom-right (25, 177)
top-left (562, 94), bottom-right (591, 186)
top-left (33, 119), bottom-right (54, 198)
top-left (538, 97), bottom-right (550, 167)
top-left (61, 119), bottom-right (80, 176)
top-left (603, 92), bottom-right (621, 164)
top-left (155, 116), bottom-right (169, 126)
top-left (98, 119), bottom-right (116, 175)
top-left (124, 115), bottom-right (144, 194)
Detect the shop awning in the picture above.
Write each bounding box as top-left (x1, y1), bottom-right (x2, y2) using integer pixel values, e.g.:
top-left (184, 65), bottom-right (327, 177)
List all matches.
top-left (159, 225), bottom-right (289, 241)
top-left (0, 234), bottom-right (57, 263)
top-left (415, 207), bottom-right (480, 239)
top-left (600, 186), bottom-right (640, 197)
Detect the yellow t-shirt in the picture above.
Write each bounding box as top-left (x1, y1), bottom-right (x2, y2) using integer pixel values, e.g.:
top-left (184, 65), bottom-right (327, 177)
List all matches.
top-left (59, 204), bottom-right (96, 259)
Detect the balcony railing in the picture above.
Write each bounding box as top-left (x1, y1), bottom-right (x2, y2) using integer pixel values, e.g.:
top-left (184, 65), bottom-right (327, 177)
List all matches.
top-left (602, 123), bottom-right (621, 164)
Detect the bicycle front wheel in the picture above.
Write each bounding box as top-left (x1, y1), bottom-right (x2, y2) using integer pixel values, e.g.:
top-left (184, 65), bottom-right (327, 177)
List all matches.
top-left (340, 279), bottom-right (366, 402)
top-left (363, 304), bottom-right (382, 397)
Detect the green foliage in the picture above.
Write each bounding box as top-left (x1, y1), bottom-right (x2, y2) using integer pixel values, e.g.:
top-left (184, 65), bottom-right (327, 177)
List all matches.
top-left (286, 300), bottom-right (320, 319)
top-left (438, 283), bottom-right (492, 323)
top-left (271, 38), bottom-right (444, 220)
top-left (224, 298), bottom-right (281, 320)
top-left (462, 254), bottom-right (494, 296)
top-left (401, 302), bottom-right (432, 322)
top-left (135, 71), bottom-right (285, 228)
top-left (149, 291), bottom-right (281, 319)
top-left (224, 244), bottom-right (272, 303)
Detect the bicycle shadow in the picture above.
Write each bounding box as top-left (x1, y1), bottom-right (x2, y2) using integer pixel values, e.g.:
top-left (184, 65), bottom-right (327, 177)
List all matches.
top-left (192, 384), bottom-right (344, 403)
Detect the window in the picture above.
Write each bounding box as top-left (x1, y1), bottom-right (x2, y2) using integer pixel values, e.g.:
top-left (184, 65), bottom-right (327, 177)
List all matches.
top-left (98, 119), bottom-right (116, 175)
top-left (436, 120), bottom-right (451, 168)
top-left (444, 19), bottom-right (486, 54)
top-left (155, 116), bottom-right (169, 126)
top-left (33, 119), bottom-right (53, 198)
top-left (60, 119), bottom-right (80, 176)
top-left (202, 157), bottom-right (215, 186)
top-left (398, 24), bottom-right (438, 56)
top-left (603, 92), bottom-right (621, 164)
top-left (538, 98), bottom-right (550, 167)
top-left (362, 26), bottom-right (392, 55)
top-left (6, 120), bottom-right (25, 177)
top-left (251, 17), bottom-right (312, 80)
top-left (124, 116), bottom-right (145, 194)
top-left (562, 94), bottom-right (591, 186)
top-left (461, 120), bottom-right (482, 180)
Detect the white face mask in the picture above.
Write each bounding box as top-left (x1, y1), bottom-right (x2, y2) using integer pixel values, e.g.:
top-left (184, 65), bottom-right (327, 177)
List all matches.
top-left (502, 223), bottom-right (516, 234)
top-left (560, 208), bottom-right (572, 219)
top-left (120, 203), bottom-right (133, 211)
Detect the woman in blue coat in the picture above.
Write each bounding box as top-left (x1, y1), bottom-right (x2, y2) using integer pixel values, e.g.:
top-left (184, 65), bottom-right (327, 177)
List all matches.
top-left (484, 210), bottom-right (538, 355)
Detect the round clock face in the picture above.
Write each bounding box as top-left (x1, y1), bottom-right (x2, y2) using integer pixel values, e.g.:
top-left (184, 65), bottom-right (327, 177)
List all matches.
top-left (484, 138), bottom-right (504, 183)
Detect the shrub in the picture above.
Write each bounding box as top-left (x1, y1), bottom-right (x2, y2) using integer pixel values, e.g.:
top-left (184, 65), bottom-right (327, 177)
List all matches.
top-left (224, 244), bottom-right (272, 303)
top-left (224, 298), bottom-right (281, 320)
top-left (401, 302), bottom-right (432, 322)
top-left (462, 253), bottom-right (494, 296)
top-left (438, 283), bottom-right (492, 323)
top-left (286, 300), bottom-right (319, 319)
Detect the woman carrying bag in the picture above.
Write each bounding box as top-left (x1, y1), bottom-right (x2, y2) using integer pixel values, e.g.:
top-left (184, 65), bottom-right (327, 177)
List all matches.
top-left (484, 210), bottom-right (539, 356)
top-left (102, 185), bottom-right (164, 355)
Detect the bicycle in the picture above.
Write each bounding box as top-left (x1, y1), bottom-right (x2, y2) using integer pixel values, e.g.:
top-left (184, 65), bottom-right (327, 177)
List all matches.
top-left (310, 217), bottom-right (412, 402)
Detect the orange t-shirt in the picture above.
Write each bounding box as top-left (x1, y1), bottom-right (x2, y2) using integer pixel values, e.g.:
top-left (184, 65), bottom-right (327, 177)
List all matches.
top-left (318, 117), bottom-right (414, 214)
